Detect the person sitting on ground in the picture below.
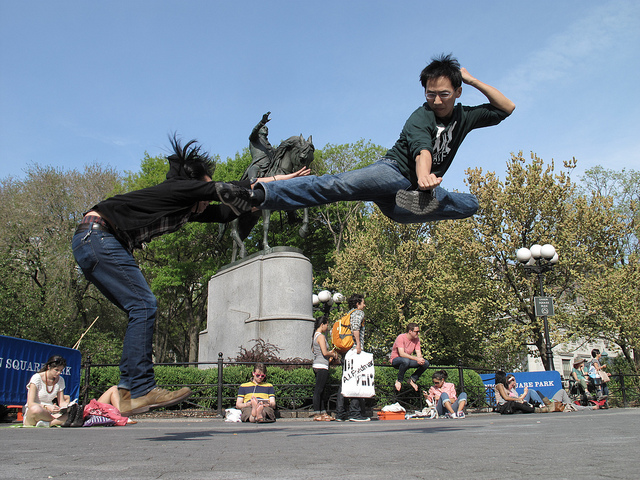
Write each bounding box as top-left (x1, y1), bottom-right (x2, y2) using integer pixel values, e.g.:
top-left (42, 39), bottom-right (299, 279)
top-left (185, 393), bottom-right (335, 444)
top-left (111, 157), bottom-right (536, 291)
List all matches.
top-left (236, 363), bottom-right (277, 423)
top-left (311, 316), bottom-right (339, 421)
top-left (496, 372), bottom-right (597, 414)
top-left (424, 370), bottom-right (467, 418)
top-left (95, 386), bottom-right (137, 424)
top-left (23, 355), bottom-right (72, 427)
top-left (390, 323), bottom-right (429, 392)
top-left (493, 371), bottom-right (535, 414)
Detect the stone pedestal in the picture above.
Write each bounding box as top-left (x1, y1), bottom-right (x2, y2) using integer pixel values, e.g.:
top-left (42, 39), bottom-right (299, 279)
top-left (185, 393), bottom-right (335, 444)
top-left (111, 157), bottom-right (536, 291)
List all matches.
top-left (198, 247), bottom-right (315, 364)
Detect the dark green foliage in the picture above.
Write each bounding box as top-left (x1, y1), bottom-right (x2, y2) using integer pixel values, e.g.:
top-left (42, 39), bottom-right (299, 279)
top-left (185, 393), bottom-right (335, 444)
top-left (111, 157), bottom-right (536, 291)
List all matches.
top-left (83, 364), bottom-right (485, 411)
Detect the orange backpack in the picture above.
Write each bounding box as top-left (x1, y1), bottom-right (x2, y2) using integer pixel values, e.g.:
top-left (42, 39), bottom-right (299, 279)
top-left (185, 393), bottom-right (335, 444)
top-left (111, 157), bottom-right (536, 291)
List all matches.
top-left (331, 309), bottom-right (355, 354)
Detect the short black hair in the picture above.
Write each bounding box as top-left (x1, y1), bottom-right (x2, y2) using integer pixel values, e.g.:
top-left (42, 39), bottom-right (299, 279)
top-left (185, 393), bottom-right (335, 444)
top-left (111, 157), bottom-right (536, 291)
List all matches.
top-left (347, 294), bottom-right (365, 310)
top-left (432, 369), bottom-right (448, 381)
top-left (420, 53), bottom-right (462, 89)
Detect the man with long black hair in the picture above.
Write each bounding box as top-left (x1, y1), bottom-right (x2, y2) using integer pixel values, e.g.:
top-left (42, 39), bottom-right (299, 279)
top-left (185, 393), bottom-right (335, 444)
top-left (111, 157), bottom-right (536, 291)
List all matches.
top-left (72, 136), bottom-right (306, 416)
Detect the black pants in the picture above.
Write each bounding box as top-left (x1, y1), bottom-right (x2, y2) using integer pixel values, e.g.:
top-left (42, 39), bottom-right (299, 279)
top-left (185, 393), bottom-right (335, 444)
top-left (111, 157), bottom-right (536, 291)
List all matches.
top-left (335, 357), bottom-right (367, 419)
top-left (313, 368), bottom-right (330, 412)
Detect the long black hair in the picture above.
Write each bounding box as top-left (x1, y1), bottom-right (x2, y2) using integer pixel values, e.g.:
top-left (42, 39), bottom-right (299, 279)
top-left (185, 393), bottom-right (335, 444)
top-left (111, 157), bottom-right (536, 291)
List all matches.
top-left (166, 134), bottom-right (215, 180)
top-left (312, 316), bottom-right (329, 349)
top-left (495, 370), bottom-right (508, 388)
top-left (38, 355), bottom-right (66, 373)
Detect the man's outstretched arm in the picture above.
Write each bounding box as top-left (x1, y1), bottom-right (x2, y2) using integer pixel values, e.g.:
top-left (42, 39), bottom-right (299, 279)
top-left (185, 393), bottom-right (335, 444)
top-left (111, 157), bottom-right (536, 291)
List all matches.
top-left (461, 67), bottom-right (515, 115)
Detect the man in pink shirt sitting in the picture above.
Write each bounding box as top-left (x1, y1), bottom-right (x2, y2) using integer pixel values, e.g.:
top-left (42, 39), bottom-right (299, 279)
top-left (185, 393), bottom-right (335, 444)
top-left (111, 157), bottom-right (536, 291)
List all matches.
top-left (389, 323), bottom-right (429, 391)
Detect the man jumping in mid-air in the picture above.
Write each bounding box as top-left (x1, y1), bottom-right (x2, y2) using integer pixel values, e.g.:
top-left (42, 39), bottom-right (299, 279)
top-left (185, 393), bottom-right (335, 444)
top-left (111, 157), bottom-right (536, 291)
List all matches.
top-left (217, 53), bottom-right (515, 222)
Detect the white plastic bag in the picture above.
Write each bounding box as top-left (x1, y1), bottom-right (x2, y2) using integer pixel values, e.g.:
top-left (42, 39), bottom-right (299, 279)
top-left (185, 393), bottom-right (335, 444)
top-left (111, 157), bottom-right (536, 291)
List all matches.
top-left (224, 408), bottom-right (242, 422)
top-left (381, 402), bottom-right (406, 412)
top-left (341, 349), bottom-right (375, 398)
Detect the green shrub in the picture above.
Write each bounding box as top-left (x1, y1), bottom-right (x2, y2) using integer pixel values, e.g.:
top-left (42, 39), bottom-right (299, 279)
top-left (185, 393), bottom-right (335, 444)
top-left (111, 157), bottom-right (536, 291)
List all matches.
top-left (82, 363), bottom-right (486, 411)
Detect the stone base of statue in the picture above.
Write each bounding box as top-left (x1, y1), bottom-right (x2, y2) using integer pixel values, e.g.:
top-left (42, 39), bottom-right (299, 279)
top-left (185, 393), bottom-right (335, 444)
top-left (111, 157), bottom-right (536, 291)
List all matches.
top-left (198, 247), bottom-right (315, 365)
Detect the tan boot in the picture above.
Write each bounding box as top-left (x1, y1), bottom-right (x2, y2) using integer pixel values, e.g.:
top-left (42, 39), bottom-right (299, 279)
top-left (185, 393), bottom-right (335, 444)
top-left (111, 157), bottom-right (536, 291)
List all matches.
top-left (552, 401), bottom-right (566, 412)
top-left (535, 406), bottom-right (550, 413)
top-left (118, 388), bottom-right (132, 416)
top-left (120, 387), bottom-right (192, 416)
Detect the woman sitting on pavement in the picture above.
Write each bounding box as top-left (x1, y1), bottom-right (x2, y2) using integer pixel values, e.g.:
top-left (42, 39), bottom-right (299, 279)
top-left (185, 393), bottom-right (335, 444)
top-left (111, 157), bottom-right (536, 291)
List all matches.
top-left (494, 371), bottom-right (536, 414)
top-left (311, 316), bottom-right (339, 421)
top-left (236, 363), bottom-right (277, 423)
top-left (23, 355), bottom-right (74, 427)
top-left (423, 370), bottom-right (467, 418)
top-left (495, 371), bottom-right (597, 414)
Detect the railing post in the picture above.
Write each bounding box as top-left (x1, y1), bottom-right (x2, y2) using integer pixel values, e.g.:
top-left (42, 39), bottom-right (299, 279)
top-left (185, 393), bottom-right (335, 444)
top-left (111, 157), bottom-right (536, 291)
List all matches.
top-left (217, 353), bottom-right (224, 416)
top-left (457, 359), bottom-right (465, 393)
top-left (82, 355), bottom-right (92, 406)
top-left (619, 371), bottom-right (627, 408)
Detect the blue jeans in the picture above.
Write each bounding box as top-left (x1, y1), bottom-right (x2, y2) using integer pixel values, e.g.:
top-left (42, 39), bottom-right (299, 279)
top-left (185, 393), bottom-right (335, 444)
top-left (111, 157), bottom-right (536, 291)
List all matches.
top-left (260, 159), bottom-right (479, 223)
top-left (72, 227), bottom-right (157, 398)
top-left (436, 392), bottom-right (468, 415)
top-left (522, 390), bottom-right (544, 406)
top-left (391, 357), bottom-right (429, 383)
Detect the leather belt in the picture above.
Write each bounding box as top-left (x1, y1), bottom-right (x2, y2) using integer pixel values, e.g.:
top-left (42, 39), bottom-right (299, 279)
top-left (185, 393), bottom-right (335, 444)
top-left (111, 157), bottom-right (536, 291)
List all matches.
top-left (75, 222), bottom-right (113, 235)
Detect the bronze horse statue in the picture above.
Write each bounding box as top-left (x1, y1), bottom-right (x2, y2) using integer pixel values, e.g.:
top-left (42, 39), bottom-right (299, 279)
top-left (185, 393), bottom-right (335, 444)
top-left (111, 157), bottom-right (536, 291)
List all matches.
top-left (224, 113), bottom-right (315, 261)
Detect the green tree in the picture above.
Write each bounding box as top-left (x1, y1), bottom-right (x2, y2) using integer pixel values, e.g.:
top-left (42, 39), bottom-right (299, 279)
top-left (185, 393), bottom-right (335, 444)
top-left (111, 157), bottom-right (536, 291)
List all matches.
top-left (312, 140), bottom-right (387, 254)
top-left (579, 254), bottom-right (640, 372)
top-left (329, 152), bottom-right (629, 371)
top-left (465, 152), bottom-right (626, 370)
top-left (0, 163), bottom-right (125, 363)
top-left (580, 166), bottom-right (639, 258)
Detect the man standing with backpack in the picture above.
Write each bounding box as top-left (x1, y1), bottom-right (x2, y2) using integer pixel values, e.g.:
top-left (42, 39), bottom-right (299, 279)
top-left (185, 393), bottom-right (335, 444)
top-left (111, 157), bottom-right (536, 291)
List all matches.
top-left (335, 294), bottom-right (370, 422)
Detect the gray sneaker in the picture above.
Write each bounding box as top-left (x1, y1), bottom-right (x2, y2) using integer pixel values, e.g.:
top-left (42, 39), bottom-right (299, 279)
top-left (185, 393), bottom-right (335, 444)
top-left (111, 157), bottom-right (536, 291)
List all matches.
top-left (396, 189), bottom-right (439, 215)
top-left (215, 182), bottom-right (256, 215)
top-left (348, 416), bottom-right (371, 422)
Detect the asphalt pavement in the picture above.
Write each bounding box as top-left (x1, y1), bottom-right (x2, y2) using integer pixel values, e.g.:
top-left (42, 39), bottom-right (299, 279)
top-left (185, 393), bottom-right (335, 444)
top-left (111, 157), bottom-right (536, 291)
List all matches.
top-left (1, 408), bottom-right (638, 479)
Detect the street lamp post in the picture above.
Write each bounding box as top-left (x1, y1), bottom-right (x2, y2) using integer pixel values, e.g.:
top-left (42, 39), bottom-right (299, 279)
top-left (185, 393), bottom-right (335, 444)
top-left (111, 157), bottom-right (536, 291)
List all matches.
top-left (312, 290), bottom-right (344, 316)
top-left (516, 244), bottom-right (559, 371)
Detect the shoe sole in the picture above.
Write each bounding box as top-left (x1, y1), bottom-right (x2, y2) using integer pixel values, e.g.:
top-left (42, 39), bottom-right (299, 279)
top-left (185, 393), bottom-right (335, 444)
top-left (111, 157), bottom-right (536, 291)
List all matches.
top-left (122, 390), bottom-right (193, 416)
top-left (216, 183), bottom-right (251, 216)
top-left (348, 418), bottom-right (371, 422)
top-left (396, 189), bottom-right (439, 215)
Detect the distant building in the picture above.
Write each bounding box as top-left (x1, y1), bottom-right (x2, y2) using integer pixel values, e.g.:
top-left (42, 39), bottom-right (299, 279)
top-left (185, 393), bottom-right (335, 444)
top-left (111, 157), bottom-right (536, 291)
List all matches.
top-left (526, 338), bottom-right (622, 380)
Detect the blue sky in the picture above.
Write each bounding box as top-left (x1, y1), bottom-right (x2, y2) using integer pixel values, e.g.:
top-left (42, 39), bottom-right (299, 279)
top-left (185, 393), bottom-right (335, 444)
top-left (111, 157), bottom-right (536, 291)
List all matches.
top-left (1, 0), bottom-right (639, 192)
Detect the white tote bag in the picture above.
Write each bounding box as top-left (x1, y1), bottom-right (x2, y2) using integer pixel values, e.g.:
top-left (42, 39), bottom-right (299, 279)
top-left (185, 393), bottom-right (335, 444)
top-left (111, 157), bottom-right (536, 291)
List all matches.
top-left (341, 349), bottom-right (375, 398)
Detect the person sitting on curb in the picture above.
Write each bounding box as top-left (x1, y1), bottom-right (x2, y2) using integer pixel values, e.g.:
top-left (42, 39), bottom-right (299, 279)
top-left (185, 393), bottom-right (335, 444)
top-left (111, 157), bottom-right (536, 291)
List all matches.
top-left (236, 363), bottom-right (277, 423)
top-left (23, 356), bottom-right (75, 427)
top-left (495, 372), bottom-right (597, 414)
top-left (389, 322), bottom-right (429, 392)
top-left (424, 370), bottom-right (467, 418)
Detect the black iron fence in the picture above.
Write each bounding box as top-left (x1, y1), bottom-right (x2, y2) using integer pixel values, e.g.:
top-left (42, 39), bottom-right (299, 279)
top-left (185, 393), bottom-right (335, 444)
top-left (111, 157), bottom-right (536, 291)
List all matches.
top-left (80, 355), bottom-right (640, 416)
